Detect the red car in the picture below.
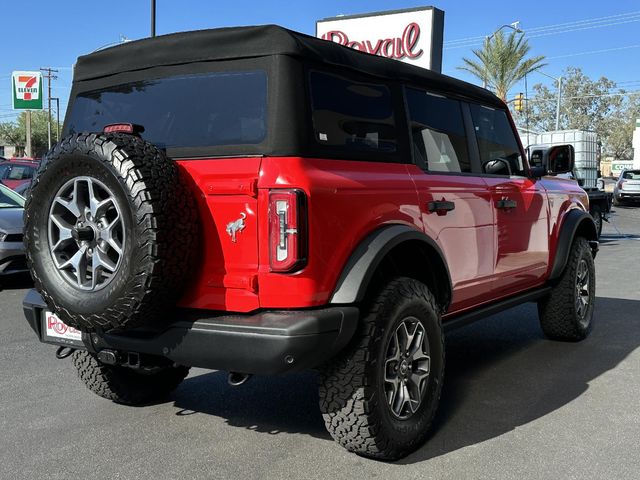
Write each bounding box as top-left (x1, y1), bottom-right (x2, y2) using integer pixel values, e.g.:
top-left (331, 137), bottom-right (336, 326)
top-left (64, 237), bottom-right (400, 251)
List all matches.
top-left (0, 158), bottom-right (38, 190)
top-left (22, 26), bottom-right (598, 460)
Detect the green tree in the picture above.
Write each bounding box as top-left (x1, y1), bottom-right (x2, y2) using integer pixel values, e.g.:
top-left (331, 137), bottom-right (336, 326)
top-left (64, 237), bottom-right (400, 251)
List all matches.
top-left (0, 110), bottom-right (61, 157)
top-left (459, 30), bottom-right (546, 101)
top-left (516, 67), bottom-right (640, 159)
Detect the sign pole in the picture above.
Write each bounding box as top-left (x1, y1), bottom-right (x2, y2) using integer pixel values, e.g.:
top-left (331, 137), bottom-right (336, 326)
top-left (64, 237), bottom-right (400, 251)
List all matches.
top-left (25, 110), bottom-right (32, 158)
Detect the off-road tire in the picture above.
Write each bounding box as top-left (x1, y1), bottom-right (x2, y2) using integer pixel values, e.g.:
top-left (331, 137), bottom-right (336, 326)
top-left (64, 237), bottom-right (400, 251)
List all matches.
top-left (318, 277), bottom-right (444, 461)
top-left (538, 237), bottom-right (595, 341)
top-left (24, 133), bottom-right (197, 332)
top-left (72, 350), bottom-right (190, 405)
top-left (590, 205), bottom-right (603, 238)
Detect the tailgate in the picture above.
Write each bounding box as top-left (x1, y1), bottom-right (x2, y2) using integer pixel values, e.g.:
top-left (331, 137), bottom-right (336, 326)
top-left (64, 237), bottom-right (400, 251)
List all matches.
top-left (175, 157), bottom-right (262, 312)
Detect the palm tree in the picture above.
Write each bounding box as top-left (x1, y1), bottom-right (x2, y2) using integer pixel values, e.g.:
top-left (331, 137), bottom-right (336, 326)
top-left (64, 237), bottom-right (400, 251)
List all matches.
top-left (459, 30), bottom-right (546, 101)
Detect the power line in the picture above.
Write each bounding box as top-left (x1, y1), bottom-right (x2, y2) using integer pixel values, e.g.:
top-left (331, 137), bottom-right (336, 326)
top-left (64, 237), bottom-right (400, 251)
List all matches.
top-left (547, 44), bottom-right (640, 59)
top-left (445, 10), bottom-right (640, 46)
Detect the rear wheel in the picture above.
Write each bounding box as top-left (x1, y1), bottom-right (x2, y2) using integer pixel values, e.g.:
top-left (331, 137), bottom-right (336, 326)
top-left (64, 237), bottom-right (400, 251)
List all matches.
top-left (72, 350), bottom-right (190, 405)
top-left (538, 237), bottom-right (595, 341)
top-left (318, 277), bottom-right (444, 460)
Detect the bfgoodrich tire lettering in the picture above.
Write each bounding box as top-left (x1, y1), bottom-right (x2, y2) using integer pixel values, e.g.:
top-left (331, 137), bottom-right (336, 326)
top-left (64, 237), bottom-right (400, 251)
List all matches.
top-left (538, 236), bottom-right (595, 341)
top-left (24, 133), bottom-right (198, 332)
top-left (318, 277), bottom-right (444, 461)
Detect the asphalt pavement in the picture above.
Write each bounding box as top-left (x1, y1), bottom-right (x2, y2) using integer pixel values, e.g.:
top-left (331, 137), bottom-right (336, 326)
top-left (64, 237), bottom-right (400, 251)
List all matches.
top-left (1, 206), bottom-right (639, 480)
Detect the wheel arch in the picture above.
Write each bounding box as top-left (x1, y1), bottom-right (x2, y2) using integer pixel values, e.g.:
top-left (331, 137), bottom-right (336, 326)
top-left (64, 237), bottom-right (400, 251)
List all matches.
top-left (549, 208), bottom-right (598, 281)
top-left (329, 224), bottom-right (452, 313)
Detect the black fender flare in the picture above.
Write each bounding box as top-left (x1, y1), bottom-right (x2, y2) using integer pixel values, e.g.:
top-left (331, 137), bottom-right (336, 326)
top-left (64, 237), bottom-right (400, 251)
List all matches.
top-left (549, 209), bottom-right (598, 280)
top-left (329, 224), bottom-right (452, 310)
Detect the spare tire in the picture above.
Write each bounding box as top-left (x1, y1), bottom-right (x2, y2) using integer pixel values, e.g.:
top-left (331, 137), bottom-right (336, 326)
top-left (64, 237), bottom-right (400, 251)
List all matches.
top-left (24, 132), bottom-right (198, 332)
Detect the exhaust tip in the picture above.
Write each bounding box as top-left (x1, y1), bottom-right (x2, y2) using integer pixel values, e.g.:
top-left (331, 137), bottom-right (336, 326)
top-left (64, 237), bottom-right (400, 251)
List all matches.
top-left (228, 372), bottom-right (252, 387)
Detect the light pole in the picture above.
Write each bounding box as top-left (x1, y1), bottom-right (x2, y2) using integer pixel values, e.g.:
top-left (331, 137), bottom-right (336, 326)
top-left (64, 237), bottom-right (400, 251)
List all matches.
top-left (51, 97), bottom-right (60, 142)
top-left (536, 70), bottom-right (563, 130)
top-left (483, 21), bottom-right (523, 89)
top-left (151, 0), bottom-right (156, 37)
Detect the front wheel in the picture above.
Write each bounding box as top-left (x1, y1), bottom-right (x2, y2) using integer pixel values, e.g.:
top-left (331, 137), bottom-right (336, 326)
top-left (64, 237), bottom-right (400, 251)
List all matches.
top-left (538, 237), bottom-right (596, 341)
top-left (590, 205), bottom-right (603, 238)
top-left (318, 277), bottom-right (444, 460)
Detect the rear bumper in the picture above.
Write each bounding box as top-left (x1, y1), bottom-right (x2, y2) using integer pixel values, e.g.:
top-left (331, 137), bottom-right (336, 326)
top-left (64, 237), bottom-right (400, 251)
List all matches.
top-left (23, 289), bottom-right (359, 375)
top-left (616, 191), bottom-right (640, 200)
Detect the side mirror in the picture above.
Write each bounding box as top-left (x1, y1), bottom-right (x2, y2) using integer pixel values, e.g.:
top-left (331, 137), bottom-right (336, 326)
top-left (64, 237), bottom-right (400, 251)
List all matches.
top-left (482, 158), bottom-right (511, 176)
top-left (545, 144), bottom-right (575, 175)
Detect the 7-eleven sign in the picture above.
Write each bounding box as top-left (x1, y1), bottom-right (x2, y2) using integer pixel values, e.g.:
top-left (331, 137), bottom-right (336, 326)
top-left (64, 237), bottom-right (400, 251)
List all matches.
top-left (12, 71), bottom-right (43, 110)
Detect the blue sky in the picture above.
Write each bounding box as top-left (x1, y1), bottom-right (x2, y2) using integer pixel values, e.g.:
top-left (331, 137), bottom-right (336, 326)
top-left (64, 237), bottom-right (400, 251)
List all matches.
top-left (1, 0), bottom-right (639, 123)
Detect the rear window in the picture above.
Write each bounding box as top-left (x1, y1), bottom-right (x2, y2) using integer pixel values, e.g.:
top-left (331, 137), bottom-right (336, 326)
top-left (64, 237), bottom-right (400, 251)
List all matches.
top-left (309, 71), bottom-right (397, 157)
top-left (66, 70), bottom-right (267, 151)
top-left (622, 170), bottom-right (640, 180)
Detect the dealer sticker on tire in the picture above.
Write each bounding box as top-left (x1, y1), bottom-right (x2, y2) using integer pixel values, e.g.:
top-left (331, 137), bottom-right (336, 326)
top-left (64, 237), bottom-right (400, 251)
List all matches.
top-left (43, 311), bottom-right (84, 347)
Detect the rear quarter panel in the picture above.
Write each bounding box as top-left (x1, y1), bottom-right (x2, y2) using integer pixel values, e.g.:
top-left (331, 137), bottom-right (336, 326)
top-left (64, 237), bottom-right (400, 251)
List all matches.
top-left (256, 157), bottom-right (421, 308)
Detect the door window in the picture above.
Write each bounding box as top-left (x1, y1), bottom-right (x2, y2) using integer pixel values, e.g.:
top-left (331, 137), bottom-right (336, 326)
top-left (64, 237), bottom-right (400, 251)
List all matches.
top-left (406, 89), bottom-right (470, 173)
top-left (469, 104), bottom-right (525, 177)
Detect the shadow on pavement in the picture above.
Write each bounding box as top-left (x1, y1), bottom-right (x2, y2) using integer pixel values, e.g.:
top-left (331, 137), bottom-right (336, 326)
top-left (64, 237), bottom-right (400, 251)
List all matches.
top-left (402, 296), bottom-right (639, 463)
top-left (173, 369), bottom-right (330, 440)
top-left (171, 296), bottom-right (639, 459)
top-left (0, 272), bottom-right (33, 291)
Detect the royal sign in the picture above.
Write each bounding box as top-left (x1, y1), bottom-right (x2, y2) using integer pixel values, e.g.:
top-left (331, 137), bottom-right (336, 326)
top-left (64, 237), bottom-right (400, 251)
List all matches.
top-left (12, 71), bottom-right (43, 110)
top-left (316, 7), bottom-right (444, 72)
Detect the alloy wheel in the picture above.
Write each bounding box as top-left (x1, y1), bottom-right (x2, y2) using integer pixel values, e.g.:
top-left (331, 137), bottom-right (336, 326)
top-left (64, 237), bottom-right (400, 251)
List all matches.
top-left (48, 176), bottom-right (125, 291)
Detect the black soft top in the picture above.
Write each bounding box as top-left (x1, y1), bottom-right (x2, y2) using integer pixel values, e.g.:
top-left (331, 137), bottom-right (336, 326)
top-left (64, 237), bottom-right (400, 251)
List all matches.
top-left (74, 24), bottom-right (502, 108)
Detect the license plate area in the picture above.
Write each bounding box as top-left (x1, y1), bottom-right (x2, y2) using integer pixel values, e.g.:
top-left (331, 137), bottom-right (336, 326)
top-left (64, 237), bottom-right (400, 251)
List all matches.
top-left (41, 311), bottom-right (85, 348)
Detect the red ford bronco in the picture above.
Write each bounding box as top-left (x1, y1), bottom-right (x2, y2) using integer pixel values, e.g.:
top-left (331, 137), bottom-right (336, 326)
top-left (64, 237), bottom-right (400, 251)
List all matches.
top-left (23, 26), bottom-right (598, 460)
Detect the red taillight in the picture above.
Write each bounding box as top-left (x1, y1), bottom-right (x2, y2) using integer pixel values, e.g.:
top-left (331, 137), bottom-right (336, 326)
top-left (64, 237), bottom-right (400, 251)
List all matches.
top-left (618, 180), bottom-right (626, 190)
top-left (269, 189), bottom-right (307, 272)
top-left (103, 123), bottom-right (145, 135)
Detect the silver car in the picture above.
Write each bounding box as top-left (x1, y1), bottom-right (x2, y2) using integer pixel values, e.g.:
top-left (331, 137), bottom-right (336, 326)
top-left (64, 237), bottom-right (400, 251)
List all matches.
top-left (0, 183), bottom-right (27, 276)
top-left (614, 169), bottom-right (640, 206)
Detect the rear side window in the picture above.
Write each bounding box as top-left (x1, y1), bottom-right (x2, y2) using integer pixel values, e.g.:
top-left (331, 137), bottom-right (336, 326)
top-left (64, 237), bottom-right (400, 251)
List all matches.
top-left (469, 104), bottom-right (525, 176)
top-left (406, 89), bottom-right (470, 173)
top-left (309, 71), bottom-right (397, 156)
top-left (66, 71), bottom-right (267, 151)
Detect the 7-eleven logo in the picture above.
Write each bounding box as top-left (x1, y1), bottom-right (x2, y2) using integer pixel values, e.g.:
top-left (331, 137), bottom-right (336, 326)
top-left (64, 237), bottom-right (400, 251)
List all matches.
top-left (12, 71), bottom-right (43, 110)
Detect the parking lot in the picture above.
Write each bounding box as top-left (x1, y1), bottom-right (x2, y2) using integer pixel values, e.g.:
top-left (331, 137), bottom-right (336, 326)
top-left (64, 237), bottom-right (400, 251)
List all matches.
top-left (1, 206), bottom-right (638, 480)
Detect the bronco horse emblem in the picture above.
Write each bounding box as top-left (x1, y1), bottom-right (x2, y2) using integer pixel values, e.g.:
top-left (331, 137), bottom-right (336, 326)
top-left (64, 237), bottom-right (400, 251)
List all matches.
top-left (226, 213), bottom-right (247, 243)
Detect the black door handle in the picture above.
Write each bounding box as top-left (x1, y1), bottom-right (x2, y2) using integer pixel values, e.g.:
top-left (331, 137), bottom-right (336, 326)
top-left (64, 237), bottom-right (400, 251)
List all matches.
top-left (496, 199), bottom-right (517, 210)
top-left (428, 200), bottom-right (455, 214)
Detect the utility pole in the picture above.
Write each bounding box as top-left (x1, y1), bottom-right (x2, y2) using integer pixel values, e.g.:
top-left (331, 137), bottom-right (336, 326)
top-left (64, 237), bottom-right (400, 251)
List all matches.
top-left (555, 77), bottom-right (563, 131)
top-left (40, 67), bottom-right (58, 149)
top-left (151, 0), bottom-right (156, 37)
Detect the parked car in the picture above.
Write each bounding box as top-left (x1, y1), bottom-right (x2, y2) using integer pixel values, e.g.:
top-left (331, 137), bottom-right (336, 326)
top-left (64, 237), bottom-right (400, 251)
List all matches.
top-left (13, 179), bottom-right (32, 197)
top-left (0, 183), bottom-right (27, 276)
top-left (0, 158), bottom-right (39, 190)
top-left (22, 25), bottom-right (598, 461)
top-left (613, 169), bottom-right (640, 205)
